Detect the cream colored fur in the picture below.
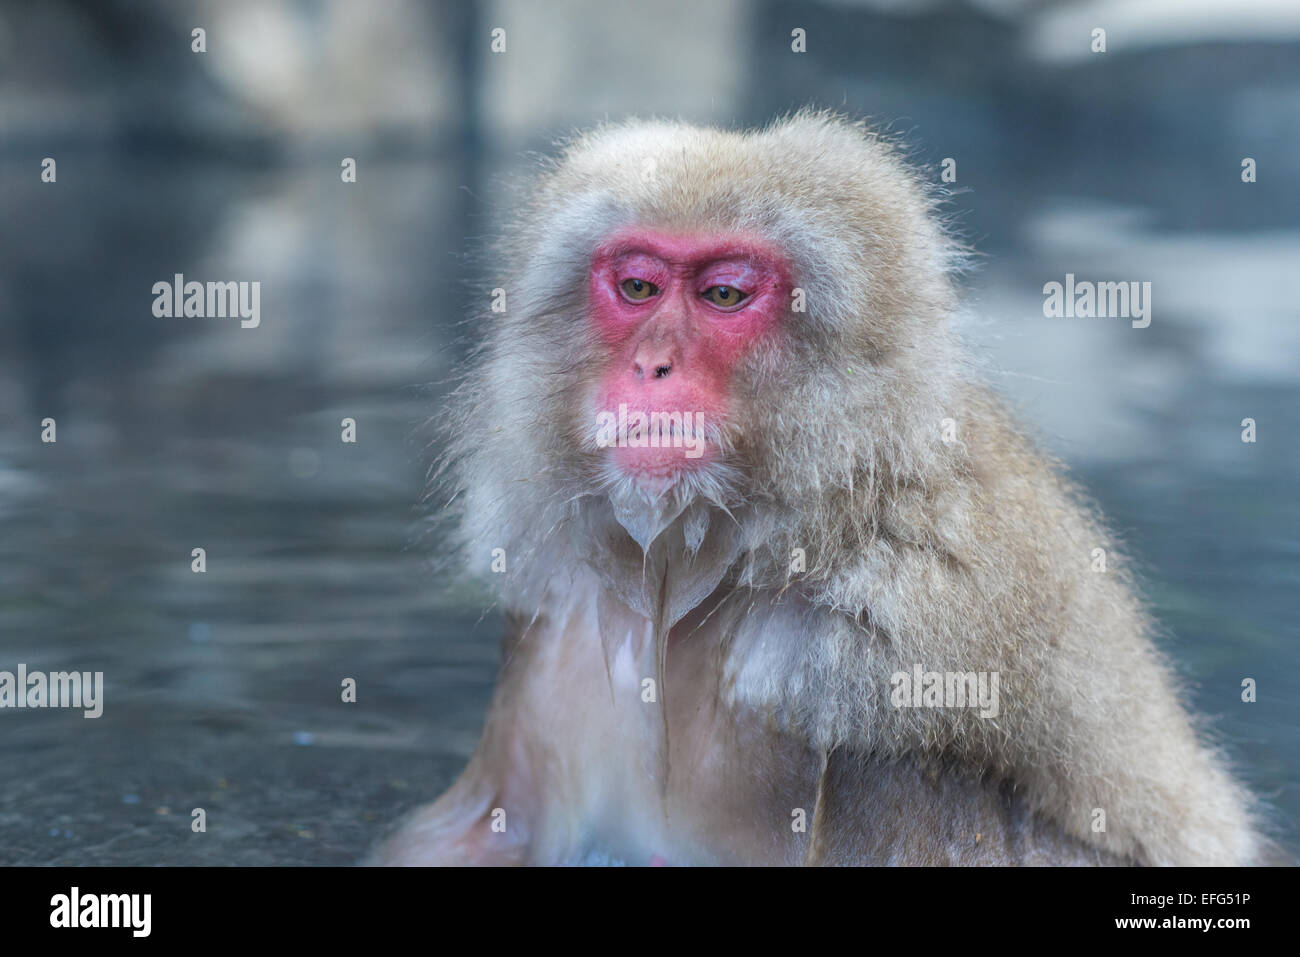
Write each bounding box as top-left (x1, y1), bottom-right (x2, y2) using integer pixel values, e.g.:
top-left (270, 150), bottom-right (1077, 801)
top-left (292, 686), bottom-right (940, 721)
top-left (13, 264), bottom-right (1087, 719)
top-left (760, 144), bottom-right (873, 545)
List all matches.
top-left (418, 111), bottom-right (1266, 866)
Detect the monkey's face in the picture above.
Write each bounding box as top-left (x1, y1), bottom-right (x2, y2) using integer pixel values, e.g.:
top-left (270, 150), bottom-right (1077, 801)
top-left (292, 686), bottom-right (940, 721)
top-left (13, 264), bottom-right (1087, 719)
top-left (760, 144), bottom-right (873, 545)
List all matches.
top-left (586, 228), bottom-right (791, 497)
top-left (455, 115), bottom-right (962, 598)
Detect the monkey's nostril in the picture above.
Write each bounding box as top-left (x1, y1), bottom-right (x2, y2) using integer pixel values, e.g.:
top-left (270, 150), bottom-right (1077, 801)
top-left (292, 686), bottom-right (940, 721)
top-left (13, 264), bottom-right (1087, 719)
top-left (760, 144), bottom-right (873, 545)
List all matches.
top-left (654, 364), bottom-right (671, 379)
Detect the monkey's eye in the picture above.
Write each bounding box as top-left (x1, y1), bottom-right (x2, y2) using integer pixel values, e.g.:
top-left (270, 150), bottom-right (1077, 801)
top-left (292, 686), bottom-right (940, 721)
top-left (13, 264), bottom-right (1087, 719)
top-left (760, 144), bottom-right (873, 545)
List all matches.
top-left (703, 285), bottom-right (748, 308)
top-left (620, 278), bottom-right (659, 301)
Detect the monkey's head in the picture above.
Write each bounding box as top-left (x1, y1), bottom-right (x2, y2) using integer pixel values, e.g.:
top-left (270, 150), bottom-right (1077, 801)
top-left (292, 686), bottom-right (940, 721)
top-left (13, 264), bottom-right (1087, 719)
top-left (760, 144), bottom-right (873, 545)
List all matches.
top-left (452, 111), bottom-right (968, 616)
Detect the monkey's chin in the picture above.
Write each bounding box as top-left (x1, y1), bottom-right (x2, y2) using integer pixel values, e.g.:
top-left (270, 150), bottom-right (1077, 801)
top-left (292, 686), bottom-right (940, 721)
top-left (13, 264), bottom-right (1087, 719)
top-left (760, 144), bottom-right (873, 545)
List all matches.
top-left (610, 446), bottom-right (713, 496)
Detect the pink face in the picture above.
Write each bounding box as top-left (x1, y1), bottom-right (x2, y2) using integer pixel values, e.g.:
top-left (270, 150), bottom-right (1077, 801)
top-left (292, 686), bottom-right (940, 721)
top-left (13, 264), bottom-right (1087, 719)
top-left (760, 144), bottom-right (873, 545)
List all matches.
top-left (588, 229), bottom-right (791, 486)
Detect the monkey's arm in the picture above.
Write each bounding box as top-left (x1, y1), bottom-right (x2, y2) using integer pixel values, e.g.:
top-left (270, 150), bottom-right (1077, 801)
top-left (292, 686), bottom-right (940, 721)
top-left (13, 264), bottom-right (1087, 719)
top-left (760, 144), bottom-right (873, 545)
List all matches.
top-left (365, 748), bottom-right (527, 866)
top-left (366, 617), bottom-right (543, 866)
top-left (723, 392), bottom-right (1265, 866)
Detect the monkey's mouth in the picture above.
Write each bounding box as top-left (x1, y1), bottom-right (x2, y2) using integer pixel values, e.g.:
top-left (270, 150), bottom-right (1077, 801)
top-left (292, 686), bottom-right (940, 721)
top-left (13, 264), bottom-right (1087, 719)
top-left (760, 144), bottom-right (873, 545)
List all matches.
top-left (589, 406), bottom-right (720, 491)
top-left (610, 444), bottom-right (715, 491)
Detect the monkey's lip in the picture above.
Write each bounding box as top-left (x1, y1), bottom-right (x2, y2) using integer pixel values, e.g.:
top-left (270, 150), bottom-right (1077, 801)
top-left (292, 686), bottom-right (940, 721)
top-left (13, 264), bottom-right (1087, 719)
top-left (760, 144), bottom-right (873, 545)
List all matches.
top-left (611, 445), bottom-right (714, 484)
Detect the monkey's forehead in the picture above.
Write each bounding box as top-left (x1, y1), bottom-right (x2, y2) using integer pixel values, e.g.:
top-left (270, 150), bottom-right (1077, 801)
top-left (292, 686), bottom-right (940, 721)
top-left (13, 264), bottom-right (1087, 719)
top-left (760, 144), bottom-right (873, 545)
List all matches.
top-left (518, 111), bottom-right (952, 286)
top-left (502, 112), bottom-right (957, 340)
top-left (544, 112), bottom-right (919, 218)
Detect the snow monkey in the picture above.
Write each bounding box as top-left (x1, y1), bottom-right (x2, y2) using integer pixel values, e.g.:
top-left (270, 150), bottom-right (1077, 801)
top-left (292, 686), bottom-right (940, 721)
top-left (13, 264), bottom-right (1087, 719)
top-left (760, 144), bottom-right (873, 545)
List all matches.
top-left (371, 112), bottom-right (1267, 866)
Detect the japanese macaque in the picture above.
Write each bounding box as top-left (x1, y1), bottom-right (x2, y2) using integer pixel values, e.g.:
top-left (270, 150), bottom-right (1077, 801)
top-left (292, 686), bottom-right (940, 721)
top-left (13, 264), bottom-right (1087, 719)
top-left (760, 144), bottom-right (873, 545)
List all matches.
top-left (371, 111), bottom-right (1267, 866)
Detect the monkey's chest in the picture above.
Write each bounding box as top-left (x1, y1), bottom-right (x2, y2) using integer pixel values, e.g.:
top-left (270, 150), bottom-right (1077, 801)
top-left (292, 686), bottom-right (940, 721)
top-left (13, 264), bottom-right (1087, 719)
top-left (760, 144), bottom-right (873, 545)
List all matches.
top-left (522, 597), bottom-right (821, 866)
